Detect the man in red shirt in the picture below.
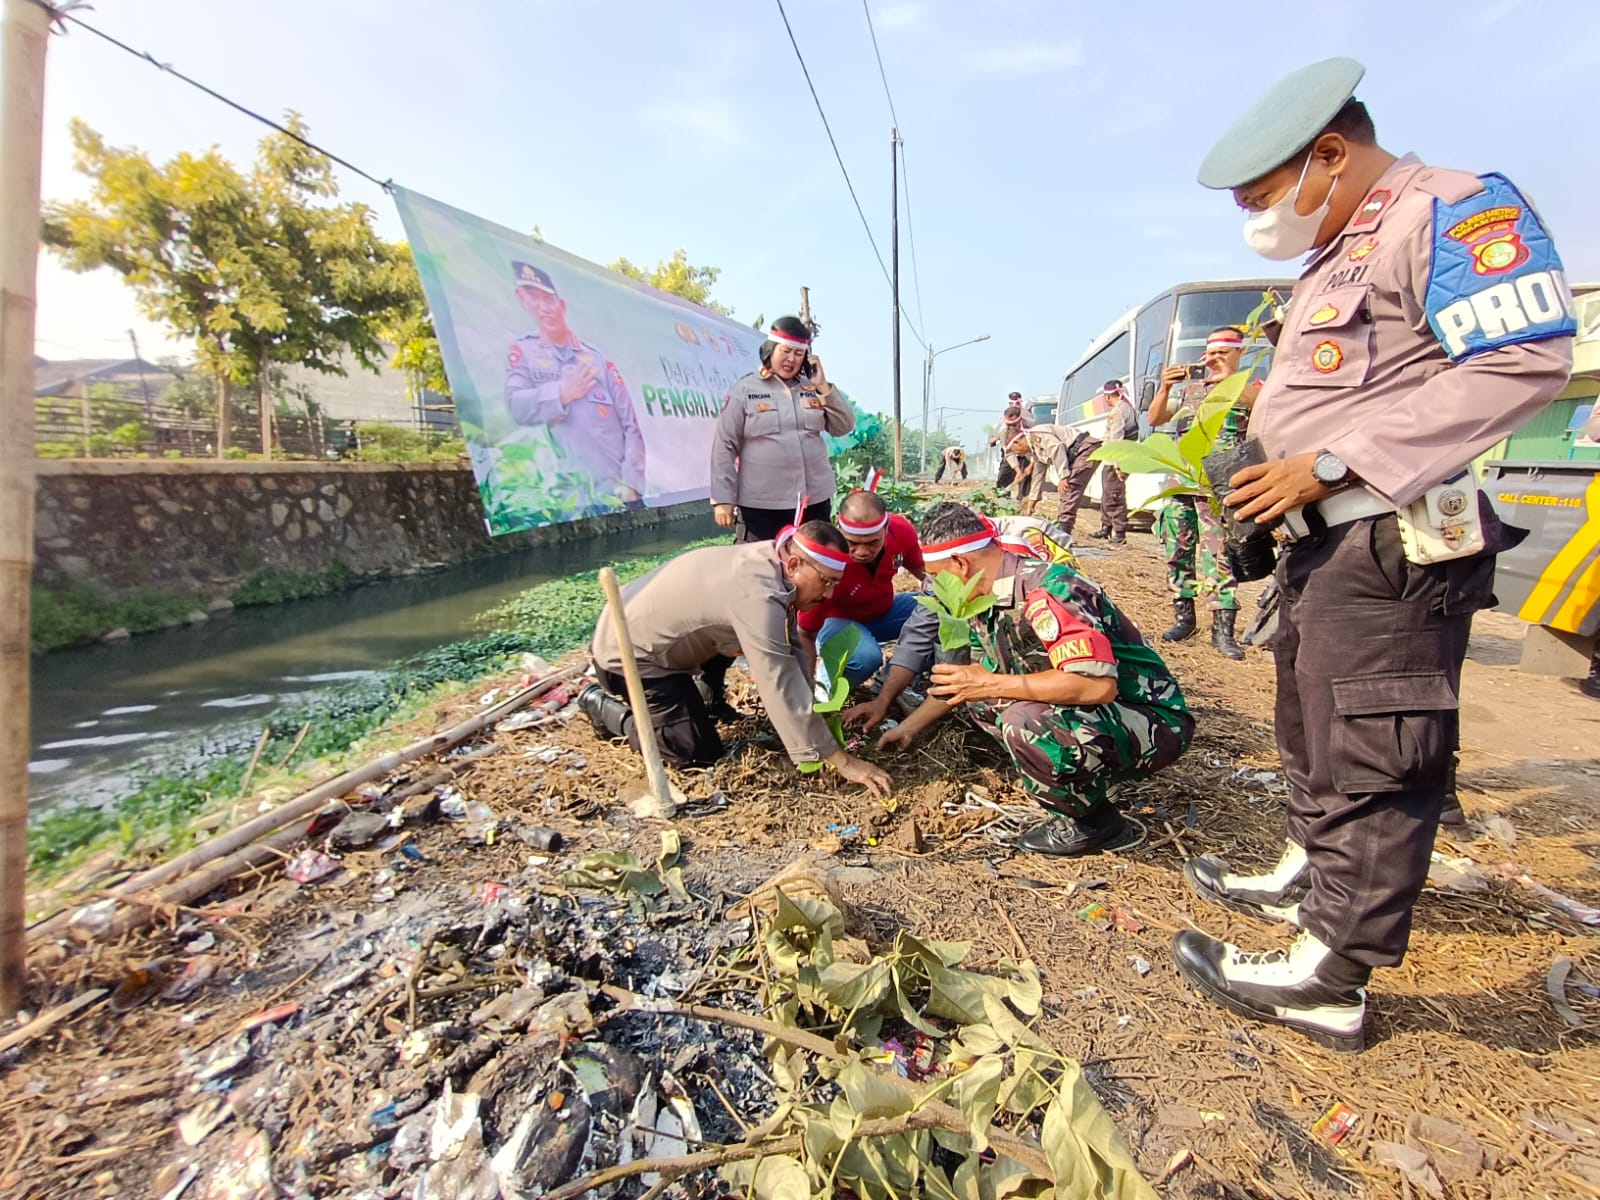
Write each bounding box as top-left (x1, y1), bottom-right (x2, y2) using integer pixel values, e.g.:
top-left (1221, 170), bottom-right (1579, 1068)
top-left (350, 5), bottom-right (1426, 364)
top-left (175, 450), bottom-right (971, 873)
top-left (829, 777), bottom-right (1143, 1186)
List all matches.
top-left (797, 491), bottom-right (927, 686)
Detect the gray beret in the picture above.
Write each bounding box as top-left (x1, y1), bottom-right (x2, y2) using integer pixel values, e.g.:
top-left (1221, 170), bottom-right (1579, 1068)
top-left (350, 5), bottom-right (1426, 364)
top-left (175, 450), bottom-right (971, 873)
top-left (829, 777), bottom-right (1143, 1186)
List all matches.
top-left (1197, 57), bottom-right (1365, 190)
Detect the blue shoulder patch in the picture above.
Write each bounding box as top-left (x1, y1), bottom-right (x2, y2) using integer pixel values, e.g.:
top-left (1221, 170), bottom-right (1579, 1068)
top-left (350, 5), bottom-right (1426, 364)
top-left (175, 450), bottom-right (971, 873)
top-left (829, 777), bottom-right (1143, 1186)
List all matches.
top-left (1426, 174), bottom-right (1577, 361)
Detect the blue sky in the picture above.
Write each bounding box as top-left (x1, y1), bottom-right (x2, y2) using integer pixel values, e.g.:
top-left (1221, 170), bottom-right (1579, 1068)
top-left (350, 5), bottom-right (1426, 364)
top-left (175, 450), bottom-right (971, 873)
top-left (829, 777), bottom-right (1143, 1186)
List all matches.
top-left (26, 0), bottom-right (1600, 449)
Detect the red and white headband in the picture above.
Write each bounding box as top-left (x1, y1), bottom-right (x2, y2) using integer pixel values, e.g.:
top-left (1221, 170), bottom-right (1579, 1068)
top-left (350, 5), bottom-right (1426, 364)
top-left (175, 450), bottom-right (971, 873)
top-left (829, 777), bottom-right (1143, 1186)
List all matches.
top-left (922, 515), bottom-right (997, 563)
top-left (1206, 330), bottom-right (1244, 353)
top-left (767, 325), bottom-right (812, 349)
top-left (776, 525), bottom-right (849, 572)
top-left (838, 509), bottom-right (889, 537)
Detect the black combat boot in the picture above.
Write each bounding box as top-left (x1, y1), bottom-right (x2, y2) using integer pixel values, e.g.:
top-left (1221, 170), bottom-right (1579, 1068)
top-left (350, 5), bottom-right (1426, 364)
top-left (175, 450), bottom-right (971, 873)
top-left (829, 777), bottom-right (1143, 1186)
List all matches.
top-left (1211, 609), bottom-right (1245, 660)
top-left (1171, 929), bottom-right (1369, 1052)
top-left (578, 683), bottom-right (633, 742)
top-left (699, 656), bottom-right (742, 723)
top-left (1015, 805), bottom-right (1143, 857)
top-left (1184, 841), bottom-right (1307, 924)
top-left (1088, 528), bottom-right (1113, 540)
top-left (1162, 598), bottom-right (1197, 642)
top-left (1581, 654), bottom-right (1600, 699)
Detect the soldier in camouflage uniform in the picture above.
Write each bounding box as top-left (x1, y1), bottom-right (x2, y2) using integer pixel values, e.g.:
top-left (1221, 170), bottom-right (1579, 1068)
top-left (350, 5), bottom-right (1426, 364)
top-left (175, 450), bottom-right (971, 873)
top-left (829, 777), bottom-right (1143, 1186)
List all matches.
top-left (1147, 327), bottom-right (1262, 659)
top-left (877, 502), bottom-right (1194, 857)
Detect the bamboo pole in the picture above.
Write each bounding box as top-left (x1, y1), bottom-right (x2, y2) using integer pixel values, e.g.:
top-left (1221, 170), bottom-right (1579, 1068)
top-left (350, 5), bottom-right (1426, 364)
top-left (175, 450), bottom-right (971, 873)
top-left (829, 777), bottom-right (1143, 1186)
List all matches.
top-left (597, 567), bottom-right (674, 814)
top-left (0, 0), bottom-right (52, 1017)
top-left (27, 662), bottom-right (584, 948)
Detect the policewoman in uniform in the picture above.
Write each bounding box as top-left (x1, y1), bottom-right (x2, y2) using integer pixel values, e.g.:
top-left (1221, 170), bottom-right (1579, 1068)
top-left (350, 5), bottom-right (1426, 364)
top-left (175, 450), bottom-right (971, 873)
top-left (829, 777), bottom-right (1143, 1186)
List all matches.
top-left (1171, 58), bottom-right (1575, 1050)
top-left (710, 316), bottom-right (856, 543)
top-left (505, 263), bottom-right (646, 510)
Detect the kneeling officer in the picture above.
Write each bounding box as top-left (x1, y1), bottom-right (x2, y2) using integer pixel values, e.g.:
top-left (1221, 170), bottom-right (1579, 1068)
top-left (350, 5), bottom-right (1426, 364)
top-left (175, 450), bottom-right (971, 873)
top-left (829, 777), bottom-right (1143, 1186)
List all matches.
top-left (583, 522), bottom-right (893, 798)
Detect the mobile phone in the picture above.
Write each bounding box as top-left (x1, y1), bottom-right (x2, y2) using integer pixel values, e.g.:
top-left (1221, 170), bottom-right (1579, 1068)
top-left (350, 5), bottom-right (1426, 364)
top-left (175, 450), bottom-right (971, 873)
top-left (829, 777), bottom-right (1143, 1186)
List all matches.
top-left (1186, 363), bottom-right (1206, 381)
top-left (802, 355), bottom-right (817, 379)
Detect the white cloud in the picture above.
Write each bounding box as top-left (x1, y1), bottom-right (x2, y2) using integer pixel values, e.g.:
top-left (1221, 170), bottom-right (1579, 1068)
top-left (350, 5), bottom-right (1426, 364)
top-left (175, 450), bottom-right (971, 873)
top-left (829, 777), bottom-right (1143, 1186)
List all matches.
top-left (967, 41), bottom-right (1084, 77)
top-left (639, 100), bottom-right (744, 149)
top-left (875, 2), bottom-right (922, 30)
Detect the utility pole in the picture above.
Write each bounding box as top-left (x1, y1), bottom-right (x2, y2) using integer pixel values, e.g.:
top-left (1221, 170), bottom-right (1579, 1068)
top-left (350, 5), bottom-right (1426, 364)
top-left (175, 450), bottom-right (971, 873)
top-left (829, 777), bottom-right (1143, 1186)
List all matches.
top-left (0, 0), bottom-right (52, 1017)
top-left (920, 343), bottom-right (933, 475)
top-left (890, 128), bottom-right (902, 480)
top-left (128, 328), bottom-right (154, 441)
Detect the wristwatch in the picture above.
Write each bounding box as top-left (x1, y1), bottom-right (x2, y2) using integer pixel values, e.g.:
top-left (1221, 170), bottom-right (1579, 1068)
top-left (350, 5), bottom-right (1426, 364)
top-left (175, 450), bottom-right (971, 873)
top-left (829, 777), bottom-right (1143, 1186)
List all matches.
top-left (1312, 449), bottom-right (1352, 488)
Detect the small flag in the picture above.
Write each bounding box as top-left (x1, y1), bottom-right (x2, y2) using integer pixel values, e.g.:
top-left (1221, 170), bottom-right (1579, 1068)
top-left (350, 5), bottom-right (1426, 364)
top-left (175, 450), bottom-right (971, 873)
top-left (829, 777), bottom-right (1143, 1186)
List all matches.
top-left (793, 492), bottom-right (809, 526)
top-left (863, 466), bottom-right (883, 493)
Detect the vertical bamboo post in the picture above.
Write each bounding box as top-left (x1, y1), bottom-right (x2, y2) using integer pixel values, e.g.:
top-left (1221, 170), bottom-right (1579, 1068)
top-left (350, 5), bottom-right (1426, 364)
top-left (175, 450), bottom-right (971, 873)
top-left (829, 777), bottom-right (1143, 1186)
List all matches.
top-left (0, 0), bottom-right (51, 1017)
top-left (597, 567), bottom-right (673, 811)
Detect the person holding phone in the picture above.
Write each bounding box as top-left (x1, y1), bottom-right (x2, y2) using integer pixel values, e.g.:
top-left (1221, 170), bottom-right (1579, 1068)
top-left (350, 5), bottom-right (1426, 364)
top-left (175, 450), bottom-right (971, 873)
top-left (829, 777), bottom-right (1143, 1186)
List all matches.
top-left (1145, 327), bottom-right (1264, 657)
top-left (710, 315), bottom-right (856, 543)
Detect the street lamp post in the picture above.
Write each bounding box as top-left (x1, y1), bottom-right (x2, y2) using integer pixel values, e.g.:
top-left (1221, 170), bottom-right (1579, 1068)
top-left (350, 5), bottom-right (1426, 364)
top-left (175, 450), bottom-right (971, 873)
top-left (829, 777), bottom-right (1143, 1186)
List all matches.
top-left (920, 334), bottom-right (990, 474)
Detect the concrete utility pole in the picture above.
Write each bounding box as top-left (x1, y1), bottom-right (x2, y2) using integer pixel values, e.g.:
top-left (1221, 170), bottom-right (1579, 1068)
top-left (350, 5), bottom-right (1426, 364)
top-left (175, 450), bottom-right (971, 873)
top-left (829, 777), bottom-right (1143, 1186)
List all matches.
top-left (0, 0), bottom-right (52, 1017)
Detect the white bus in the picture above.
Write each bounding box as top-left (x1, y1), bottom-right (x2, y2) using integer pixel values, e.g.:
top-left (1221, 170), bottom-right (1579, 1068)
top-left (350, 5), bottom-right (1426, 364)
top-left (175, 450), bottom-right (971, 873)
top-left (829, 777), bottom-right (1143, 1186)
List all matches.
top-left (1034, 278), bottom-right (1293, 512)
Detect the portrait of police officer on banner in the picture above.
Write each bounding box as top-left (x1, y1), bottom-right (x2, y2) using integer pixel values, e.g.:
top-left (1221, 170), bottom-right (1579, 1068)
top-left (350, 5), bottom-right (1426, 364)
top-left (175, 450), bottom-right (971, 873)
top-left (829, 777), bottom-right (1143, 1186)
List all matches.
top-left (505, 261), bottom-right (647, 514)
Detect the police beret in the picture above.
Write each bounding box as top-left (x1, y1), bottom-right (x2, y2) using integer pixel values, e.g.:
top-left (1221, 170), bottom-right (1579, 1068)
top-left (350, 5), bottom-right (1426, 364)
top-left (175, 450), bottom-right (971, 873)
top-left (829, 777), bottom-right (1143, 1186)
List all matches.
top-left (1197, 56), bottom-right (1365, 190)
top-left (512, 261), bottom-right (558, 294)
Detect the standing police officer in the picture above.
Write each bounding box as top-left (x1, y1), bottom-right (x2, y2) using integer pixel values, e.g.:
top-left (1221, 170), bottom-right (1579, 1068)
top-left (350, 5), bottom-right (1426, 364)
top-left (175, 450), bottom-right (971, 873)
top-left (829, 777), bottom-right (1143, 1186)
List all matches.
top-left (506, 263), bottom-right (646, 511)
top-left (1171, 58), bottom-right (1575, 1051)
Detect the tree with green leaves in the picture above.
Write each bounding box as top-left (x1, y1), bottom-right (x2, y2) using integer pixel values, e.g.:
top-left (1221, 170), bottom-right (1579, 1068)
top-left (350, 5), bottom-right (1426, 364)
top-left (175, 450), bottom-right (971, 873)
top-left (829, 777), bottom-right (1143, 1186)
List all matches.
top-left (609, 248), bottom-right (731, 314)
top-left (43, 115), bottom-right (413, 457)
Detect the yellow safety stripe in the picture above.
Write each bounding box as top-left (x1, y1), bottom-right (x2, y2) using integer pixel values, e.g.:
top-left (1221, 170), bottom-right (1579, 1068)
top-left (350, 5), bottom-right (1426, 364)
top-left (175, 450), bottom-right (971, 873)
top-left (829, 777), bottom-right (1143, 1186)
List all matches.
top-left (1518, 474), bottom-right (1600, 631)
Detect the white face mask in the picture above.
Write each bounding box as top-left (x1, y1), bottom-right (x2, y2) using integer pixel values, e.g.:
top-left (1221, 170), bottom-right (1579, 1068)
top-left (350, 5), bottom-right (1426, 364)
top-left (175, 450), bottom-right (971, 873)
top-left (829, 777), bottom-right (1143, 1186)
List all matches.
top-left (1242, 155), bottom-right (1337, 261)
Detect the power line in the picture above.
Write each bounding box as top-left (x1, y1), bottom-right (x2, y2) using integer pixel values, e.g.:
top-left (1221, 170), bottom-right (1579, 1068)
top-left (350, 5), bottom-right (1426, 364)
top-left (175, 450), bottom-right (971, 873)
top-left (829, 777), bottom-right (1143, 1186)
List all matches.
top-left (897, 141), bottom-right (928, 344)
top-left (32, 0), bottom-right (392, 192)
top-left (860, 0), bottom-right (927, 342)
top-left (773, 0), bottom-right (925, 349)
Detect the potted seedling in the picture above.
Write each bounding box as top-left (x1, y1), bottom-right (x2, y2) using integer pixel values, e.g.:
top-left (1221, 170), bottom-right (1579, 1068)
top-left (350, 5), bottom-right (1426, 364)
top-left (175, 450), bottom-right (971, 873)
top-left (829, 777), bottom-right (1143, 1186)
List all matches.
top-left (798, 625), bottom-right (862, 775)
top-left (914, 571), bottom-right (997, 666)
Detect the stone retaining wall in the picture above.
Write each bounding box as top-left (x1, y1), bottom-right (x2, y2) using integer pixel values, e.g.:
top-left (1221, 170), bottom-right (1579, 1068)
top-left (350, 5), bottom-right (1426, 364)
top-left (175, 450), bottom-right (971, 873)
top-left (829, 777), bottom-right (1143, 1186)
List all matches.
top-left (33, 461), bottom-right (703, 599)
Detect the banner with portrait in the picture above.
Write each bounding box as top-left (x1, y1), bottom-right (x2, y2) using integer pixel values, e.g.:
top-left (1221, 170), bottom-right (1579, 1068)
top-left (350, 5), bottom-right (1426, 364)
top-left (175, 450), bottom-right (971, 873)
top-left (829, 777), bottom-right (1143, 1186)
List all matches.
top-left (394, 187), bottom-right (868, 535)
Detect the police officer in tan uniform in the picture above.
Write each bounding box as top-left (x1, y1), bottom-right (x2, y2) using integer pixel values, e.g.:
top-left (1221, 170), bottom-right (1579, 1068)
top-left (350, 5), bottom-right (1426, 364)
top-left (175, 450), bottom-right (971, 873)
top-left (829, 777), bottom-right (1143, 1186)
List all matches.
top-left (505, 263), bottom-right (646, 511)
top-left (1170, 58), bottom-right (1575, 1051)
top-left (1009, 422), bottom-right (1100, 531)
top-left (583, 521), bottom-right (893, 797)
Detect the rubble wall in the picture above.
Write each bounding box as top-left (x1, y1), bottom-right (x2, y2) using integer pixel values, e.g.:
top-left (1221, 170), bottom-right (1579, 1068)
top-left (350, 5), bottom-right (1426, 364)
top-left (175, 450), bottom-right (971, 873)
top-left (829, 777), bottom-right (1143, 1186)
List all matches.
top-left (32, 461), bottom-right (703, 597)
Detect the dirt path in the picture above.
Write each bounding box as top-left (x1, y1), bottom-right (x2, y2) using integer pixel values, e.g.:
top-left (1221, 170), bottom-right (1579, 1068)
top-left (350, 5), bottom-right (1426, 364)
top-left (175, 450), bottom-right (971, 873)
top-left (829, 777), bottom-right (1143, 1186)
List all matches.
top-left (7, 510), bottom-right (1598, 1200)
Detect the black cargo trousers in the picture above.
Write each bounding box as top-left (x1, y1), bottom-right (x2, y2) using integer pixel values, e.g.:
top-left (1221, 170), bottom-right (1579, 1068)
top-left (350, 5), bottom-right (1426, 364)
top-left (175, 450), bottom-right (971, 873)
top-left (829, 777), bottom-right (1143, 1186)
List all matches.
top-left (1273, 514), bottom-right (1495, 968)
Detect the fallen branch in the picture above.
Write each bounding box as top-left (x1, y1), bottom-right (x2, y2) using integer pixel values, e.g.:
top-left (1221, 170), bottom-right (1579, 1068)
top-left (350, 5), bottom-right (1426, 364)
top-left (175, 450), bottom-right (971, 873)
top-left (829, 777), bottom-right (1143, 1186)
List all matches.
top-left (29, 663), bottom-right (584, 951)
top-left (0, 987), bottom-right (108, 1054)
top-left (600, 986), bottom-right (1052, 1178)
top-left (543, 1112), bottom-right (949, 1200)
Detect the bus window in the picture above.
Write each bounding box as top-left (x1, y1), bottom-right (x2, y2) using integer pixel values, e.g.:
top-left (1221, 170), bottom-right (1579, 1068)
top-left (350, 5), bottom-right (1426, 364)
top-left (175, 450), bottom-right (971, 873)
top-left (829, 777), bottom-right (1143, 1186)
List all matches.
top-left (1061, 332), bottom-right (1130, 424)
top-left (1132, 294), bottom-right (1176, 411)
top-left (1173, 288), bottom-right (1275, 363)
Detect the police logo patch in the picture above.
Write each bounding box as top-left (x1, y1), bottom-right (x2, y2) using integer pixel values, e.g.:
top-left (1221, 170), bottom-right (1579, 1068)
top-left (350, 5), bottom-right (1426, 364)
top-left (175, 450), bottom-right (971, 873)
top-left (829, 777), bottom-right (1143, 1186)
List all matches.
top-left (753, 402), bottom-right (774, 413)
top-left (1470, 232), bottom-right (1529, 276)
top-left (1353, 189), bottom-right (1391, 227)
top-left (1308, 304), bottom-right (1340, 326)
top-left (1312, 341), bottom-right (1344, 373)
top-left (508, 343), bottom-right (523, 366)
top-left (808, 399), bottom-right (826, 410)
top-left (598, 405), bottom-right (609, 419)
top-left (1348, 238), bottom-right (1379, 261)
top-left (607, 360), bottom-right (626, 387)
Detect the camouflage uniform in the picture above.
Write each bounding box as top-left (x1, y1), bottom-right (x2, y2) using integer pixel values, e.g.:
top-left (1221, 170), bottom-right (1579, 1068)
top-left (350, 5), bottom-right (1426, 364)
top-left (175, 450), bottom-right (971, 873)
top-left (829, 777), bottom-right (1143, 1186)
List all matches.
top-left (1156, 382), bottom-right (1249, 612)
top-left (960, 554), bottom-right (1194, 817)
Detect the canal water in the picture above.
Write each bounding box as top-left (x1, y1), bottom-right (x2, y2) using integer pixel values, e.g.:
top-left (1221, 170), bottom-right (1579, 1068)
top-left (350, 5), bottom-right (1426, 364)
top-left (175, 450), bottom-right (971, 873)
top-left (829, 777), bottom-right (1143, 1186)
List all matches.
top-left (30, 516), bottom-right (718, 812)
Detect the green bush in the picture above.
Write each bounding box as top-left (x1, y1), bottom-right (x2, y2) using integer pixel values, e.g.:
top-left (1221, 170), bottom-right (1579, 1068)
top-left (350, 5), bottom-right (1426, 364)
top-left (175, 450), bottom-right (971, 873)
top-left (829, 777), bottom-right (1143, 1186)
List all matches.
top-left (232, 563), bottom-right (356, 607)
top-left (354, 420), bottom-right (465, 464)
top-left (35, 443), bottom-right (79, 459)
top-left (31, 586), bottom-right (195, 651)
top-left (222, 446), bottom-right (249, 460)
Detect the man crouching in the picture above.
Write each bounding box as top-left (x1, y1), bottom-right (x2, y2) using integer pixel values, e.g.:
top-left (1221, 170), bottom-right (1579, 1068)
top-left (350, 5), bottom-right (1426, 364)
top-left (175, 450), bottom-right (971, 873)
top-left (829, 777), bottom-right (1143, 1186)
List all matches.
top-left (869, 502), bottom-right (1193, 855)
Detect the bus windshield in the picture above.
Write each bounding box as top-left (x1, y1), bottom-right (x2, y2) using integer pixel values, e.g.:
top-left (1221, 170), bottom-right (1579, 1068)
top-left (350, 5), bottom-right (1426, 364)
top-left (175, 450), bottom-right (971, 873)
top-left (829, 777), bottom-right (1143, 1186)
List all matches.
top-left (1171, 287), bottom-right (1282, 370)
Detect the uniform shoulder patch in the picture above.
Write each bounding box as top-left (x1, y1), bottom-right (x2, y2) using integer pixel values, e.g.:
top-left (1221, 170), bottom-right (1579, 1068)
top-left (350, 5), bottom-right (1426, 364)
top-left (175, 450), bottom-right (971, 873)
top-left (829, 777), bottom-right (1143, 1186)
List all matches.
top-left (606, 360), bottom-right (626, 388)
top-left (508, 342), bottom-right (523, 367)
top-left (1425, 173), bottom-right (1577, 360)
